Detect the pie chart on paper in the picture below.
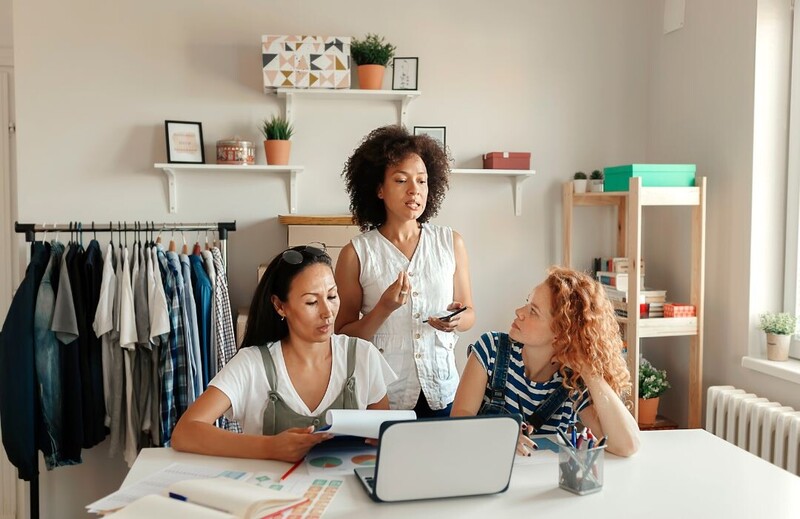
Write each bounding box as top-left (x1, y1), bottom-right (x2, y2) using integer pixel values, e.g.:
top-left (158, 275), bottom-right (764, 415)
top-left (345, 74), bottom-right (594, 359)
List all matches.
top-left (309, 456), bottom-right (343, 468)
top-left (351, 454), bottom-right (377, 466)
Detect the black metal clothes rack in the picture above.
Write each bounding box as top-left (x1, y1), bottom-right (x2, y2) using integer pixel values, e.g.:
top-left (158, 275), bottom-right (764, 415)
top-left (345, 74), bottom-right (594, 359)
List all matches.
top-left (10, 220), bottom-right (236, 519)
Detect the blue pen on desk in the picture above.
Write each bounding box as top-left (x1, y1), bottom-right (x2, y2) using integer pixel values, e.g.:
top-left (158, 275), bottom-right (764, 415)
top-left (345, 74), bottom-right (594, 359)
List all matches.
top-left (556, 426), bottom-right (573, 448)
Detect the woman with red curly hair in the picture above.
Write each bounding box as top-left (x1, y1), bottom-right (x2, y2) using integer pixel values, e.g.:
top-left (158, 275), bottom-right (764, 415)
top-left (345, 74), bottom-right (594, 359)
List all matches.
top-left (451, 266), bottom-right (639, 457)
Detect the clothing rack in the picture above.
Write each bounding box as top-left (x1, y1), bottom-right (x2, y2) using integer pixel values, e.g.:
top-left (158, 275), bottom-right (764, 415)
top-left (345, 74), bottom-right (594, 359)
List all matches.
top-left (14, 221), bottom-right (236, 267)
top-left (10, 220), bottom-right (236, 519)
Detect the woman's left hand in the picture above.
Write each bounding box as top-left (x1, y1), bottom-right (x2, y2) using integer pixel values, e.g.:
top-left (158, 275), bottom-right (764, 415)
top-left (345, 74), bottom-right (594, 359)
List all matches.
top-left (426, 302), bottom-right (464, 333)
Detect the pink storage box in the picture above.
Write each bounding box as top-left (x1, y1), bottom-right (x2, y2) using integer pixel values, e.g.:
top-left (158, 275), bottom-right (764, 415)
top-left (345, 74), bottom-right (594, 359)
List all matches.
top-left (664, 303), bottom-right (696, 318)
top-left (482, 152), bottom-right (531, 170)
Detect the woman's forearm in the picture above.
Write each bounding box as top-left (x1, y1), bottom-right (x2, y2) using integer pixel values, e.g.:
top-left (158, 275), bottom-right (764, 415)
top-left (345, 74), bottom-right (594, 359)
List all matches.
top-left (584, 376), bottom-right (640, 457)
top-left (172, 419), bottom-right (273, 459)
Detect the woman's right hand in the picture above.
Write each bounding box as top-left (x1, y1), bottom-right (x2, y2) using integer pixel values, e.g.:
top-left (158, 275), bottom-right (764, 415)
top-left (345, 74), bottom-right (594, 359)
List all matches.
top-left (378, 271), bottom-right (411, 313)
top-left (269, 426), bottom-right (332, 462)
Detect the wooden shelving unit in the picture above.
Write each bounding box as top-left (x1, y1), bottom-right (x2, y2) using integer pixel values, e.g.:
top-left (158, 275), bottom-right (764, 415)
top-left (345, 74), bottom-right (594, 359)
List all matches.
top-left (562, 176), bottom-right (706, 428)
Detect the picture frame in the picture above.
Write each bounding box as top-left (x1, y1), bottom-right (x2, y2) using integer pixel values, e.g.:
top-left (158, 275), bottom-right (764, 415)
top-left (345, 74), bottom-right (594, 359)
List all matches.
top-left (165, 120), bottom-right (205, 164)
top-left (392, 57), bottom-right (419, 91)
top-left (413, 126), bottom-right (446, 149)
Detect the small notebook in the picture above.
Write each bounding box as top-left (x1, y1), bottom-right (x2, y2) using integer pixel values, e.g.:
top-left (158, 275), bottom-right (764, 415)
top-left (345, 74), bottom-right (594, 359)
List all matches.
top-left (106, 478), bottom-right (306, 518)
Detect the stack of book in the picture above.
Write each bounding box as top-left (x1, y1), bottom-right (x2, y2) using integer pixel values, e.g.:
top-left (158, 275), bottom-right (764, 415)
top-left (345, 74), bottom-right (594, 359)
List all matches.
top-left (603, 287), bottom-right (667, 318)
top-left (593, 257), bottom-right (646, 277)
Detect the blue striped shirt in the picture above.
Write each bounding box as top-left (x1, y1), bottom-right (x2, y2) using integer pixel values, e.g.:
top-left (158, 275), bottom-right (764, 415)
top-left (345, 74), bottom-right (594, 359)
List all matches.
top-left (470, 332), bottom-right (591, 433)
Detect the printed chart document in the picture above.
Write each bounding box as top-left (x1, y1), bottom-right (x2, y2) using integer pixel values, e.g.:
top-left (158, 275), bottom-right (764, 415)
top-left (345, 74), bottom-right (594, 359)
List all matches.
top-left (244, 472), bottom-right (345, 519)
top-left (105, 478), bottom-right (305, 518)
top-left (314, 409), bottom-right (416, 438)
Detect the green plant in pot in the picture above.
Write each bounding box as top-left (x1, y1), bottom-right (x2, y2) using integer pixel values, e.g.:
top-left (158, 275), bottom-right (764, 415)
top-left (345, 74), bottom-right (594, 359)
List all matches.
top-left (573, 171), bottom-right (588, 194)
top-left (638, 357), bottom-right (670, 426)
top-left (259, 115), bottom-right (294, 166)
top-left (758, 312), bottom-right (797, 361)
top-left (351, 33), bottom-right (396, 90)
top-left (589, 169), bottom-right (605, 192)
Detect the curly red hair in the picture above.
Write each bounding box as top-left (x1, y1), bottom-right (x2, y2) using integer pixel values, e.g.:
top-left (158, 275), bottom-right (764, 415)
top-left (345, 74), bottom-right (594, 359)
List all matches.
top-left (544, 266), bottom-right (631, 399)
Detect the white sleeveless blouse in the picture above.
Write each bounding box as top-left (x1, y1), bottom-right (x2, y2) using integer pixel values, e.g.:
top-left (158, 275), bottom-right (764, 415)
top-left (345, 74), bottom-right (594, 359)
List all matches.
top-left (351, 224), bottom-right (459, 410)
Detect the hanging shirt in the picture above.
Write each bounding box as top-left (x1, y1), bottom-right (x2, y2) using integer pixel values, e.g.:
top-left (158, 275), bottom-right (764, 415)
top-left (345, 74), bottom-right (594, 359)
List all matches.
top-left (351, 224), bottom-right (459, 411)
top-left (147, 245), bottom-right (169, 446)
top-left (56, 244), bottom-right (83, 462)
top-left (180, 254), bottom-right (203, 401)
top-left (93, 242), bottom-right (117, 429)
top-left (166, 251), bottom-right (191, 415)
top-left (82, 239), bottom-right (107, 446)
top-left (156, 246), bottom-right (179, 444)
top-left (0, 242), bottom-right (50, 481)
top-left (211, 247), bottom-right (240, 433)
top-left (190, 254), bottom-right (213, 389)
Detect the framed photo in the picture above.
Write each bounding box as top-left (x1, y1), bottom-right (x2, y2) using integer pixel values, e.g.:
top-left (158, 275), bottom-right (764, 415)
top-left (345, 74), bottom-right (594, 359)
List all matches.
top-left (413, 126), bottom-right (446, 149)
top-left (392, 57), bottom-right (419, 91)
top-left (165, 120), bottom-right (205, 164)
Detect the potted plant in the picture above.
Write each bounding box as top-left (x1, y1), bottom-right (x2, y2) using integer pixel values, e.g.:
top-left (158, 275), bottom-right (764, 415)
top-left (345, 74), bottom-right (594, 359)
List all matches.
top-left (573, 171), bottom-right (588, 194)
top-left (589, 169), bottom-right (604, 192)
top-left (638, 357), bottom-right (670, 426)
top-left (758, 312), bottom-right (797, 361)
top-left (351, 33), bottom-right (396, 90)
top-left (259, 115), bottom-right (294, 166)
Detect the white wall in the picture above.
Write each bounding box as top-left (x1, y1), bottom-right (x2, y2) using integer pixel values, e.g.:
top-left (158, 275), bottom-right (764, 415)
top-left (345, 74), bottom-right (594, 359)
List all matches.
top-left (11, 0), bottom-right (651, 516)
top-left (0, 0), bottom-right (11, 49)
top-left (644, 0), bottom-right (800, 425)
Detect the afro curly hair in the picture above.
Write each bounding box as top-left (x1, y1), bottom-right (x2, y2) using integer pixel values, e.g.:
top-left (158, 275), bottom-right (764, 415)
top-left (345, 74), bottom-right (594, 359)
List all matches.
top-left (342, 125), bottom-right (450, 231)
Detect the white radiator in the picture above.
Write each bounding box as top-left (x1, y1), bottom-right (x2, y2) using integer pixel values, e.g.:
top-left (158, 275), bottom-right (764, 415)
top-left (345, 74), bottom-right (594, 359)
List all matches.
top-left (706, 385), bottom-right (800, 475)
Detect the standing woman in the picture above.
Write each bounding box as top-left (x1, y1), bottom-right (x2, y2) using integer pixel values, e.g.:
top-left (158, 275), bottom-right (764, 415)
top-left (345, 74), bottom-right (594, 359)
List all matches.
top-left (335, 125), bottom-right (475, 417)
top-left (172, 245), bottom-right (396, 462)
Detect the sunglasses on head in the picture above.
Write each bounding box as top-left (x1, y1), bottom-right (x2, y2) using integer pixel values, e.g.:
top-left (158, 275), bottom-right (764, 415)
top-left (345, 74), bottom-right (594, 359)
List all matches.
top-left (279, 242), bottom-right (327, 265)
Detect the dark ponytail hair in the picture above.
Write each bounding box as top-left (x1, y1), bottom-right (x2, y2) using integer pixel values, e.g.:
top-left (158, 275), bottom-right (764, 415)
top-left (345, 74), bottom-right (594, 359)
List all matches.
top-left (241, 246), bottom-right (333, 347)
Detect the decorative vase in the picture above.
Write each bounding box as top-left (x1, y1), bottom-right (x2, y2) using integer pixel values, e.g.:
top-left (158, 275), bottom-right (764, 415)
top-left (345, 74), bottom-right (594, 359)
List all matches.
top-left (638, 397), bottom-right (659, 426)
top-left (357, 64), bottom-right (385, 90)
top-left (766, 333), bottom-right (791, 361)
top-left (264, 140), bottom-right (291, 166)
top-left (573, 179), bottom-right (588, 194)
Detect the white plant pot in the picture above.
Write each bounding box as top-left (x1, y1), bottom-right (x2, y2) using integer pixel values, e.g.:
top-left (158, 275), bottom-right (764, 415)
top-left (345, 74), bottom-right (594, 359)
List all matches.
top-left (766, 332), bottom-right (791, 361)
top-left (573, 179), bottom-right (587, 193)
top-left (589, 179), bottom-right (605, 192)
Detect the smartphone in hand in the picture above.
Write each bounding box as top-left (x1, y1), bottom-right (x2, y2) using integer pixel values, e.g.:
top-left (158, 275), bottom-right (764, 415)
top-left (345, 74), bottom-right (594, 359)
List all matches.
top-left (423, 306), bottom-right (468, 323)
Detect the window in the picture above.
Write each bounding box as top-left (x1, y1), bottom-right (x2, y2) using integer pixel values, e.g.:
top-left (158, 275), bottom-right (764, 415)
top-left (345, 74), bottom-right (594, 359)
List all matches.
top-left (787, 1), bottom-right (800, 359)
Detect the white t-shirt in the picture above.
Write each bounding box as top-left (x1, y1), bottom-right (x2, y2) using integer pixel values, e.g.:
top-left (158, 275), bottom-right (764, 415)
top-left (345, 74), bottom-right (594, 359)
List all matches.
top-left (209, 334), bottom-right (398, 435)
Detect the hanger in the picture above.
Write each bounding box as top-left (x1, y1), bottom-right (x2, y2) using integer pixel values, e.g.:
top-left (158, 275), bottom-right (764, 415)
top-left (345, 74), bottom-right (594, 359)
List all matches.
top-left (168, 227), bottom-right (176, 253)
top-left (42, 223), bottom-right (48, 244)
top-left (109, 221), bottom-right (114, 248)
top-left (92, 221), bottom-right (97, 241)
top-left (181, 229), bottom-right (188, 255)
top-left (192, 230), bottom-right (202, 256)
top-left (54, 223), bottom-right (60, 244)
top-left (205, 229), bottom-right (211, 251)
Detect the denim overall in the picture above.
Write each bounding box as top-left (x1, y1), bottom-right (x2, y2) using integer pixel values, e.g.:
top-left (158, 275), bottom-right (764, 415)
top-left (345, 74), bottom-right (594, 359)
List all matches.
top-left (259, 338), bottom-right (359, 435)
top-left (478, 332), bottom-right (570, 433)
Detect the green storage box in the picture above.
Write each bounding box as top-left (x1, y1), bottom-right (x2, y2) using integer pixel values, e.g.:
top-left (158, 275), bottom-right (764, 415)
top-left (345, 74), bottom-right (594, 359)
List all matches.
top-left (603, 164), bottom-right (696, 192)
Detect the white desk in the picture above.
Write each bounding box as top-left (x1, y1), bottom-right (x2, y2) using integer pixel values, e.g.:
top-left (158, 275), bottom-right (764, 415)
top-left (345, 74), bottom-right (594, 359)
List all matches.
top-left (123, 430), bottom-right (800, 518)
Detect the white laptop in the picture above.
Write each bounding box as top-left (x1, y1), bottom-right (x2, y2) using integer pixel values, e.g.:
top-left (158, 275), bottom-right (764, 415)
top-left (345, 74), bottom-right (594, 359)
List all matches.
top-left (354, 415), bottom-right (520, 502)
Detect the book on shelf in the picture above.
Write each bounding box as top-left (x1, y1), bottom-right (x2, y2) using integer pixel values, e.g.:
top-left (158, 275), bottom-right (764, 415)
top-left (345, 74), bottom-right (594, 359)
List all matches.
top-left (593, 257), bottom-right (646, 275)
top-left (602, 285), bottom-right (666, 303)
top-left (105, 478), bottom-right (306, 519)
top-left (596, 271), bottom-right (644, 290)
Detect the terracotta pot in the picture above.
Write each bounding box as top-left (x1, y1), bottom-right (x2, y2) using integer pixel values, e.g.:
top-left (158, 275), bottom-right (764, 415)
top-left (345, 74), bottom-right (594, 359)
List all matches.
top-left (766, 333), bottom-right (791, 361)
top-left (357, 64), bottom-right (385, 90)
top-left (264, 140), bottom-right (291, 166)
top-left (573, 179), bottom-right (587, 193)
top-left (638, 397), bottom-right (660, 426)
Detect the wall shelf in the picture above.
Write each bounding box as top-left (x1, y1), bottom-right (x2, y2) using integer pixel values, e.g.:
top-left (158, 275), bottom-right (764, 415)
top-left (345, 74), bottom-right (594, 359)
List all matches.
top-left (273, 88), bottom-right (420, 127)
top-left (154, 163), bottom-right (304, 214)
top-left (451, 168), bottom-right (536, 216)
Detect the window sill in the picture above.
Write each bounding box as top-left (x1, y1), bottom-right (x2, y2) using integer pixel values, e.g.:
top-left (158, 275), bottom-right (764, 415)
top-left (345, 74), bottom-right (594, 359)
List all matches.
top-left (742, 356), bottom-right (800, 384)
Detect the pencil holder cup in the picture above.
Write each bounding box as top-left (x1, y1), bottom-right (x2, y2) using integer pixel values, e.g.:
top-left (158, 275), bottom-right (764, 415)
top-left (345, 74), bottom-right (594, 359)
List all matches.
top-left (558, 444), bottom-right (605, 495)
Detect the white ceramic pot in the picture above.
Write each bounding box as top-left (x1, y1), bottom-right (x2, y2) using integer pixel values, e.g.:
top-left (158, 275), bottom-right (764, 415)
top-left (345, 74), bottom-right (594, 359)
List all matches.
top-left (766, 332), bottom-right (791, 361)
top-left (573, 179), bottom-right (588, 193)
top-left (589, 179), bottom-right (605, 192)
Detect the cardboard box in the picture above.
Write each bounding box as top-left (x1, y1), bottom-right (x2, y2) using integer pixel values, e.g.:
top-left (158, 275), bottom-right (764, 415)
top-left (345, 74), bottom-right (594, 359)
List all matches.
top-left (603, 164), bottom-right (696, 192)
top-left (262, 35), bottom-right (351, 91)
top-left (482, 152), bottom-right (531, 170)
top-left (664, 303), bottom-right (696, 318)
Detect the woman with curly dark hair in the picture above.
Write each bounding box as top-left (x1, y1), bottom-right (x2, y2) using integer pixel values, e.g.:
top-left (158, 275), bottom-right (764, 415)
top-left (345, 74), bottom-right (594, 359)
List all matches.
top-left (334, 125), bottom-right (475, 418)
top-left (451, 266), bottom-right (640, 458)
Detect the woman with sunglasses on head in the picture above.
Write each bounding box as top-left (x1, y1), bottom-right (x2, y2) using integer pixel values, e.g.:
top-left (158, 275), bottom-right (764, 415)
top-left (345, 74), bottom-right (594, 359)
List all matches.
top-left (334, 125), bottom-right (475, 418)
top-left (451, 266), bottom-right (639, 457)
top-left (171, 245), bottom-right (397, 462)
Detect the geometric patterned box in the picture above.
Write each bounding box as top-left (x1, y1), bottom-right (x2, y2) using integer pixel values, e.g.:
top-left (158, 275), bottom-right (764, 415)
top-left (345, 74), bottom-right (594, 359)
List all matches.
top-left (664, 303), bottom-right (696, 318)
top-left (262, 35), bottom-right (351, 91)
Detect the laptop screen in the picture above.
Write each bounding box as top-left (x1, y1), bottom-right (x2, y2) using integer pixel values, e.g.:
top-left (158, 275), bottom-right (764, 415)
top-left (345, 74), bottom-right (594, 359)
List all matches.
top-left (363, 415), bottom-right (521, 502)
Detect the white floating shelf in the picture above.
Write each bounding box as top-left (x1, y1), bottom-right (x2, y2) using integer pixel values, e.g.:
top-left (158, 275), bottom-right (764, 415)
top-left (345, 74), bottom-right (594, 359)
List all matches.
top-left (154, 163), bottom-right (304, 214)
top-left (451, 169), bottom-right (536, 216)
top-left (273, 88), bottom-right (420, 127)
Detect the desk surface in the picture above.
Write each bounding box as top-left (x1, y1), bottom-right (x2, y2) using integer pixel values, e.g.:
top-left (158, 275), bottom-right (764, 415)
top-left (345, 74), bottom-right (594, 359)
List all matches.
top-left (124, 430), bottom-right (800, 518)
